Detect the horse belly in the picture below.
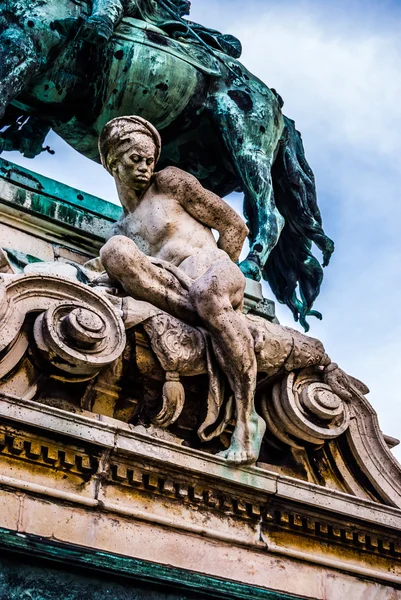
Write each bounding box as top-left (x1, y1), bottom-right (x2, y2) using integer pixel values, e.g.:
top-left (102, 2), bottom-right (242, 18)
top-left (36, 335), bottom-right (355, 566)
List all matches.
top-left (93, 36), bottom-right (203, 135)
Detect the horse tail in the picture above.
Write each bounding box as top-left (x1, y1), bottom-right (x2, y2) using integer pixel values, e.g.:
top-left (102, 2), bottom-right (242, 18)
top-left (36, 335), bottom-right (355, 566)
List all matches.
top-left (264, 115), bottom-right (334, 332)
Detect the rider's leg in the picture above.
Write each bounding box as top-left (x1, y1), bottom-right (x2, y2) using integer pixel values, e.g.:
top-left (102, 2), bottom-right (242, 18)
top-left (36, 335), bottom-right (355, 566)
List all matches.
top-left (0, 25), bottom-right (40, 120)
top-left (208, 89), bottom-right (285, 280)
top-left (189, 259), bottom-right (265, 464)
top-left (100, 235), bottom-right (197, 323)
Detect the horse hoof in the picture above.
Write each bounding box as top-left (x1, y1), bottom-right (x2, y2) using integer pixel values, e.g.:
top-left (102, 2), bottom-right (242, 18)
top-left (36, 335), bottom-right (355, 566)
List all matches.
top-left (239, 259), bottom-right (262, 282)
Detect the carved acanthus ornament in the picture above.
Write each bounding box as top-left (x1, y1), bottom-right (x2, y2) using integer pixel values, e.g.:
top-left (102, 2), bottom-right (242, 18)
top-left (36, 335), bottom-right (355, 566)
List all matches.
top-left (0, 274), bottom-right (372, 440)
top-left (0, 269), bottom-right (399, 509)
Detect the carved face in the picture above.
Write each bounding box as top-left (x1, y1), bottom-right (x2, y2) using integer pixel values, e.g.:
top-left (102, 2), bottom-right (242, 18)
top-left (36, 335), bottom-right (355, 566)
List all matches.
top-left (111, 134), bottom-right (157, 191)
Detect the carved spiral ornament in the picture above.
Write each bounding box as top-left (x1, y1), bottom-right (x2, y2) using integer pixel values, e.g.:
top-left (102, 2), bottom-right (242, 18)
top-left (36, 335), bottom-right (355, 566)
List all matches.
top-left (0, 274), bottom-right (126, 379)
top-left (34, 305), bottom-right (123, 376)
top-left (261, 369), bottom-right (350, 448)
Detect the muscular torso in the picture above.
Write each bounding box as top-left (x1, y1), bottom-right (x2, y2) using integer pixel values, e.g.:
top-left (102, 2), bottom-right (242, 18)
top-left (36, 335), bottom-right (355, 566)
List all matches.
top-left (111, 173), bottom-right (228, 280)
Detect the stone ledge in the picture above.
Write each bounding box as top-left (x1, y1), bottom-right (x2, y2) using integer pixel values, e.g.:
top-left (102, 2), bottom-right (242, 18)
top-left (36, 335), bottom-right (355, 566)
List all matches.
top-left (0, 488), bottom-right (399, 598)
top-left (0, 394), bottom-right (400, 531)
top-left (0, 392), bottom-right (400, 594)
top-left (0, 179), bottom-right (111, 254)
top-left (1, 421), bottom-right (399, 566)
top-left (0, 158), bottom-right (120, 222)
top-left (0, 157), bottom-right (119, 255)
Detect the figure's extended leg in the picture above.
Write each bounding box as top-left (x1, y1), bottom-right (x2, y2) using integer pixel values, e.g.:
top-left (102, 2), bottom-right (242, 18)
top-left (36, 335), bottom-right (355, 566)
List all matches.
top-left (189, 259), bottom-right (266, 464)
top-left (208, 88), bottom-right (285, 280)
top-left (0, 25), bottom-right (40, 120)
top-left (100, 236), bottom-right (197, 323)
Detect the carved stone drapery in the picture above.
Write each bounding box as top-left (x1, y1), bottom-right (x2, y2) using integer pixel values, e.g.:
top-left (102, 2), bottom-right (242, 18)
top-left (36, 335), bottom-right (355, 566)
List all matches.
top-left (138, 308), bottom-right (354, 450)
top-left (0, 273), bottom-right (360, 450)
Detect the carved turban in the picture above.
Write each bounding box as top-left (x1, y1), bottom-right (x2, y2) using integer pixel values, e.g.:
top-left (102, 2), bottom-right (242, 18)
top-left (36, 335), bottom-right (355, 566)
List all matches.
top-left (99, 116), bottom-right (162, 174)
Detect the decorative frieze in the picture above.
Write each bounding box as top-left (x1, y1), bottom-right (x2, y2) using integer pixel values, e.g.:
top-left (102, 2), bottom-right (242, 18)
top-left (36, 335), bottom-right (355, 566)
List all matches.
top-left (0, 427), bottom-right (98, 476)
top-left (268, 507), bottom-right (401, 559)
top-left (0, 416), bottom-right (399, 568)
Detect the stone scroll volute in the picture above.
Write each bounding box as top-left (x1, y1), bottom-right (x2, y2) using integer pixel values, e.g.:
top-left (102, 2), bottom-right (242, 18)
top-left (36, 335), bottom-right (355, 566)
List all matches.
top-left (260, 368), bottom-right (351, 449)
top-left (0, 274), bottom-right (126, 397)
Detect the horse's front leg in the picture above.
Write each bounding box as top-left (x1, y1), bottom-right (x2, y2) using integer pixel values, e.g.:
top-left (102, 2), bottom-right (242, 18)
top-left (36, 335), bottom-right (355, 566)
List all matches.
top-left (208, 89), bottom-right (284, 281)
top-left (0, 24), bottom-right (40, 120)
top-left (0, 116), bottom-right (52, 158)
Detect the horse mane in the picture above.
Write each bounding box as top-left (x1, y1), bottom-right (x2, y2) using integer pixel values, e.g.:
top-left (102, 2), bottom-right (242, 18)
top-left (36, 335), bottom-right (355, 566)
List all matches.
top-left (264, 116), bottom-right (335, 332)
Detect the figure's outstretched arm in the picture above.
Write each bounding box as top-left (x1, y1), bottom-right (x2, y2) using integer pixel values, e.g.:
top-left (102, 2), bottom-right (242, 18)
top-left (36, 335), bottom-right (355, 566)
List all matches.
top-left (160, 167), bottom-right (248, 262)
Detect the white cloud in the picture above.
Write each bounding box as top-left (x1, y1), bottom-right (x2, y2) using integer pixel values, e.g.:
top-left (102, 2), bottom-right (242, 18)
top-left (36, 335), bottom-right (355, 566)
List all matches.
top-left (204, 2), bottom-right (401, 162)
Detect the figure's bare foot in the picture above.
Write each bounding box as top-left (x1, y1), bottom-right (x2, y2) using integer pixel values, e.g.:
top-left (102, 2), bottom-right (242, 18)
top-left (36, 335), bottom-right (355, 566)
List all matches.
top-left (217, 412), bottom-right (266, 465)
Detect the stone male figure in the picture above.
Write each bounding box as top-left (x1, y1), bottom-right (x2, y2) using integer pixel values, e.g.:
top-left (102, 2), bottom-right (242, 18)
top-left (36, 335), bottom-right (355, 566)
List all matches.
top-left (98, 116), bottom-right (265, 465)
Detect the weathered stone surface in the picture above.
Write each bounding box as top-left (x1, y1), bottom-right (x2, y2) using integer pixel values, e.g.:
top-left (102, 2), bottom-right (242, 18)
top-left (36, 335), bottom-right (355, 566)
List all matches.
top-left (0, 222), bottom-right (55, 262)
top-left (0, 264), bottom-right (398, 509)
top-left (0, 396), bottom-right (399, 598)
top-left (0, 158), bottom-right (118, 256)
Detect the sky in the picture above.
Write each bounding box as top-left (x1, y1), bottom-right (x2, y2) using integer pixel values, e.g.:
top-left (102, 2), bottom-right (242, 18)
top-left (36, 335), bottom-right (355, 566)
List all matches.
top-left (3, 0), bottom-right (401, 460)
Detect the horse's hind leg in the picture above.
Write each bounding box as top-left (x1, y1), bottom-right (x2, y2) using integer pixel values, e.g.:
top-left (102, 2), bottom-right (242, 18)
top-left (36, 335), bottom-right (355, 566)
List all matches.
top-left (208, 90), bottom-right (284, 280)
top-left (0, 25), bottom-right (40, 120)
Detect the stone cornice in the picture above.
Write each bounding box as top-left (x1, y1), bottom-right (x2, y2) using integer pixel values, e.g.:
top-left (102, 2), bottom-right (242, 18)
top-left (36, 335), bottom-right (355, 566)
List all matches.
top-left (0, 394), bottom-right (400, 533)
top-left (0, 157), bottom-right (121, 222)
top-left (0, 394), bottom-right (400, 591)
top-left (0, 159), bottom-right (119, 254)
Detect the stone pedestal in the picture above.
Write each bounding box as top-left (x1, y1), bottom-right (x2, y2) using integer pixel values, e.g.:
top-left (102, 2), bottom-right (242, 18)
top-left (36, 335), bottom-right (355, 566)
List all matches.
top-left (0, 158), bottom-right (400, 599)
top-left (0, 395), bottom-right (399, 599)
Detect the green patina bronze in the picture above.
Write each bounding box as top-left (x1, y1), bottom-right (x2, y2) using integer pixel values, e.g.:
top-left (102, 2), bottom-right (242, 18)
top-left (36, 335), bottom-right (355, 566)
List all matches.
top-left (0, 527), bottom-right (304, 600)
top-left (0, 156), bottom-right (121, 221)
top-left (0, 0), bottom-right (334, 329)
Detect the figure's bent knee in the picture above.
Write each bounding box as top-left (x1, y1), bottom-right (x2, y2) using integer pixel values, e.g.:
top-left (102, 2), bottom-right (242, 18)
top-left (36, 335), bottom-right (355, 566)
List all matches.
top-left (101, 235), bottom-right (126, 263)
top-left (100, 235), bottom-right (141, 276)
top-left (189, 263), bottom-right (245, 319)
top-left (189, 281), bottom-right (229, 324)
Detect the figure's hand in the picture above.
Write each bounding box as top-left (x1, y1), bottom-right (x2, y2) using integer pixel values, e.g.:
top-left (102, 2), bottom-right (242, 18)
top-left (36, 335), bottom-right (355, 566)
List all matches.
top-left (81, 16), bottom-right (114, 44)
top-left (239, 258), bottom-right (262, 282)
top-left (247, 320), bottom-right (266, 353)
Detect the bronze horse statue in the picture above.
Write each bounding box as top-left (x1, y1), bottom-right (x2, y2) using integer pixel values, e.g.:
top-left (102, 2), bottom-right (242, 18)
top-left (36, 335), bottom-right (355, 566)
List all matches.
top-left (0, 0), bottom-right (334, 330)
